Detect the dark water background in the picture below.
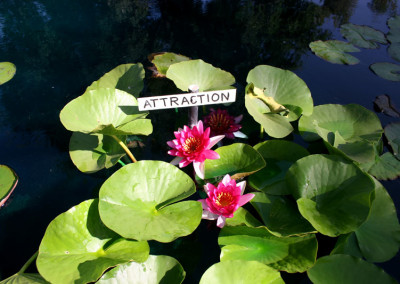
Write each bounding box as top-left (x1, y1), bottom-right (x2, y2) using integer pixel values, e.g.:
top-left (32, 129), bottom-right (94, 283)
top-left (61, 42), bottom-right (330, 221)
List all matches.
top-left (1, 0), bottom-right (400, 282)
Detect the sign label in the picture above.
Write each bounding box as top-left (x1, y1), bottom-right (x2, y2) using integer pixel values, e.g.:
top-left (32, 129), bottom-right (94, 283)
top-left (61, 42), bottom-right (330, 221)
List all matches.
top-left (138, 89), bottom-right (236, 111)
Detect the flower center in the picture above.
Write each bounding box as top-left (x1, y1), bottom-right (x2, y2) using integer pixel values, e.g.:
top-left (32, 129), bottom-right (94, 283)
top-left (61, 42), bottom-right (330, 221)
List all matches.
top-left (183, 136), bottom-right (202, 154)
top-left (209, 113), bottom-right (231, 133)
top-left (215, 192), bottom-right (234, 207)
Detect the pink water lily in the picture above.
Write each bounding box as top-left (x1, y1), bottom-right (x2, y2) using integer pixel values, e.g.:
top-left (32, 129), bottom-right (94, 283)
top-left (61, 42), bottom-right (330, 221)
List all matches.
top-left (199, 174), bottom-right (255, 228)
top-left (203, 108), bottom-right (247, 139)
top-left (167, 120), bottom-right (224, 179)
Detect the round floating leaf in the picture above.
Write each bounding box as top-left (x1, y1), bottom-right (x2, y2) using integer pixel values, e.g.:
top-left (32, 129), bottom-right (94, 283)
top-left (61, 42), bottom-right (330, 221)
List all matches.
top-left (246, 65), bottom-right (313, 118)
top-left (37, 199), bottom-right (149, 284)
top-left (340, 24), bottom-right (387, 49)
top-left (0, 165), bottom-right (18, 207)
top-left (368, 152), bottom-right (400, 180)
top-left (99, 161), bottom-right (202, 242)
top-left (69, 132), bottom-right (125, 173)
top-left (199, 260), bottom-right (284, 284)
top-left (60, 88), bottom-right (152, 136)
top-left (0, 273), bottom-right (48, 284)
top-left (374, 94), bottom-right (400, 118)
top-left (86, 64), bottom-right (145, 98)
top-left (355, 180), bottom-right (400, 262)
top-left (385, 121), bottom-right (400, 157)
top-left (97, 255), bottom-right (185, 284)
top-left (250, 192), bottom-right (316, 237)
top-left (249, 140), bottom-right (309, 195)
top-left (388, 43), bottom-right (400, 62)
top-left (204, 143), bottom-right (266, 180)
top-left (331, 233), bottom-right (363, 258)
top-left (166, 59), bottom-right (235, 92)
top-left (225, 207), bottom-right (263, 228)
top-left (387, 15), bottom-right (400, 43)
top-left (219, 226), bottom-right (317, 273)
top-left (0, 62), bottom-right (16, 85)
top-left (307, 255), bottom-right (396, 284)
top-left (286, 154), bottom-right (375, 237)
top-left (149, 52), bottom-right (190, 77)
top-left (370, 62), bottom-right (400, 81)
top-left (309, 40), bottom-right (360, 65)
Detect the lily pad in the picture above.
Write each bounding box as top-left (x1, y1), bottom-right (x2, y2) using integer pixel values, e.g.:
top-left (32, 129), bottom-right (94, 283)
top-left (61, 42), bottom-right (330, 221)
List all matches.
top-left (199, 260), bottom-right (284, 284)
top-left (60, 88), bottom-right (152, 136)
top-left (203, 143), bottom-right (266, 180)
top-left (69, 132), bottom-right (126, 173)
top-left (250, 192), bottom-right (316, 237)
top-left (374, 94), bottom-right (400, 118)
top-left (86, 64), bottom-right (145, 98)
top-left (219, 226), bottom-right (317, 273)
top-left (98, 161), bottom-right (202, 242)
top-left (149, 52), bottom-right (190, 77)
top-left (331, 233), bottom-right (363, 258)
top-left (387, 15), bottom-right (400, 43)
top-left (96, 255), bottom-right (185, 284)
top-left (0, 273), bottom-right (48, 284)
top-left (286, 154), bottom-right (375, 237)
top-left (340, 23), bottom-right (387, 49)
top-left (307, 254), bottom-right (396, 284)
top-left (355, 179), bottom-right (400, 262)
top-left (249, 140), bottom-right (309, 195)
top-left (370, 62), bottom-right (400, 81)
top-left (225, 207), bottom-right (263, 228)
top-left (309, 40), bottom-right (360, 65)
top-left (0, 62), bottom-right (16, 85)
top-left (385, 122), bottom-right (400, 158)
top-left (36, 199), bottom-right (150, 284)
top-left (368, 152), bottom-right (400, 180)
top-left (166, 59), bottom-right (235, 92)
top-left (388, 43), bottom-right (400, 62)
top-left (0, 165), bottom-right (18, 207)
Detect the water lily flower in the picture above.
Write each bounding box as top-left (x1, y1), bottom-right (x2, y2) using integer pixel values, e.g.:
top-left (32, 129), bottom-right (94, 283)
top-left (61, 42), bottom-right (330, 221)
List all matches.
top-left (203, 108), bottom-right (247, 139)
top-left (199, 174), bottom-right (255, 228)
top-left (167, 120), bottom-right (224, 179)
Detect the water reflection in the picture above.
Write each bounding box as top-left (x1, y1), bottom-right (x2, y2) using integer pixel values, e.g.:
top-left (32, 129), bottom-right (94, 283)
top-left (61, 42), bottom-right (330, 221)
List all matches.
top-left (319, 0), bottom-right (358, 27)
top-left (368, 0), bottom-right (398, 15)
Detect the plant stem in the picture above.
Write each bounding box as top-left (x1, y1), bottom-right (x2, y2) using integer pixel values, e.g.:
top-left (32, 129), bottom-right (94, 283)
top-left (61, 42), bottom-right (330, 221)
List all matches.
top-left (118, 159), bottom-right (126, 166)
top-left (260, 125), bottom-right (264, 140)
top-left (111, 135), bottom-right (137, 163)
top-left (18, 250), bottom-right (38, 274)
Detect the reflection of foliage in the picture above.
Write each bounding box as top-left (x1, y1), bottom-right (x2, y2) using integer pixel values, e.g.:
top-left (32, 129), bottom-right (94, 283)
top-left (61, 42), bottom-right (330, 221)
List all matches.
top-left (319, 0), bottom-right (358, 27)
top-left (368, 0), bottom-right (398, 15)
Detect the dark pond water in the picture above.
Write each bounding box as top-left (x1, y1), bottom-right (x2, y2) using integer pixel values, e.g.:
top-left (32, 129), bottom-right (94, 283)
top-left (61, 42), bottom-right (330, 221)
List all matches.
top-left (1, 0), bottom-right (400, 282)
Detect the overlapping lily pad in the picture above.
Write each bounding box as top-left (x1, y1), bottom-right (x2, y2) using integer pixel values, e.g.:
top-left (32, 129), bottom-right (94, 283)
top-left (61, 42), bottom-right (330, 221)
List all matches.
top-left (96, 255), bottom-right (185, 284)
top-left (387, 15), bottom-right (400, 43)
top-left (331, 233), bottom-right (363, 258)
top-left (0, 62), bottom-right (16, 85)
top-left (250, 192), bottom-right (316, 237)
top-left (60, 88), bottom-right (152, 136)
top-left (86, 63), bottom-right (145, 98)
top-left (225, 207), bottom-right (263, 228)
top-left (368, 152), bottom-right (400, 180)
top-left (370, 62), bottom-right (400, 81)
top-left (309, 40), bottom-right (360, 65)
top-left (0, 165), bottom-right (18, 207)
top-left (199, 260), bottom-right (284, 284)
top-left (203, 143), bottom-right (266, 180)
top-left (98, 161), bottom-right (202, 242)
top-left (149, 52), bottom-right (190, 77)
top-left (249, 140), bottom-right (309, 195)
top-left (36, 199), bottom-right (149, 284)
top-left (385, 122), bottom-right (400, 157)
top-left (286, 154), bottom-right (375, 237)
top-left (307, 255), bottom-right (396, 284)
top-left (0, 273), bottom-right (48, 284)
top-left (219, 226), bottom-right (317, 273)
top-left (166, 59), bottom-right (235, 92)
top-left (388, 43), bottom-right (400, 62)
top-left (340, 23), bottom-right (387, 49)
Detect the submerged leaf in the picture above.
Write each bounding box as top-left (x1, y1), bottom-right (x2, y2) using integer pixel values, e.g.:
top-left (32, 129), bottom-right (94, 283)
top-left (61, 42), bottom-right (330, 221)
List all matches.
top-left (340, 23), bottom-right (387, 49)
top-left (309, 40), bottom-right (360, 65)
top-left (370, 62), bottom-right (400, 81)
top-left (374, 94), bottom-right (400, 118)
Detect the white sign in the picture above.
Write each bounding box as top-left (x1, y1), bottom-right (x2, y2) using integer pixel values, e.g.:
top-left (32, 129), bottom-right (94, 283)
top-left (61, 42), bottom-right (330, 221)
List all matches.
top-left (138, 89), bottom-right (236, 111)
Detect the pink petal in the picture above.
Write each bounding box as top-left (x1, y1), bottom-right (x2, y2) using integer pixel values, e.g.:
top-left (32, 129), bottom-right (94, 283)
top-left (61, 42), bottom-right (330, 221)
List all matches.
top-left (221, 174), bottom-right (232, 185)
top-left (167, 140), bottom-right (176, 148)
top-left (216, 216), bottom-right (226, 228)
top-left (237, 181), bottom-right (246, 195)
top-left (170, 156), bottom-right (182, 166)
top-left (202, 149), bottom-right (220, 160)
top-left (208, 135), bottom-right (225, 149)
top-left (197, 120), bottom-right (204, 134)
top-left (204, 183), bottom-right (216, 196)
top-left (237, 193), bottom-right (255, 207)
top-left (193, 161), bottom-right (205, 179)
top-left (202, 210), bottom-right (219, 220)
top-left (204, 126), bottom-right (210, 138)
top-left (179, 159), bottom-right (192, 168)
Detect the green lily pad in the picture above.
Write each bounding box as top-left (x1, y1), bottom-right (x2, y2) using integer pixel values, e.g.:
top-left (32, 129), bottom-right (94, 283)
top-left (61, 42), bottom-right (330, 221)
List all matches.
top-left (374, 94), bottom-right (400, 118)
top-left (166, 59), bottom-right (235, 92)
top-left (199, 260), bottom-right (284, 284)
top-left (250, 192), bottom-right (316, 237)
top-left (60, 88), bottom-right (152, 136)
top-left (219, 226), bottom-right (317, 273)
top-left (0, 165), bottom-right (18, 207)
top-left (0, 62), bottom-right (16, 85)
top-left (340, 23), bottom-right (387, 49)
top-left (0, 273), bottom-right (48, 284)
top-left (385, 121), bottom-right (400, 158)
top-left (331, 233), bottom-right (363, 258)
top-left (96, 255), bottom-right (185, 284)
top-left (149, 52), bottom-right (190, 77)
top-left (355, 179), bottom-right (400, 262)
top-left (309, 40), bottom-right (360, 65)
top-left (388, 43), bottom-right (400, 62)
top-left (36, 199), bottom-right (149, 284)
top-left (367, 152), bottom-right (400, 180)
top-left (370, 62), bottom-right (400, 81)
top-left (249, 140), bottom-right (309, 195)
top-left (69, 132), bottom-right (126, 173)
top-left (98, 161), bottom-right (202, 242)
top-left (86, 64), bottom-right (145, 98)
top-left (387, 15), bottom-right (400, 43)
top-left (204, 143), bottom-right (266, 180)
top-left (286, 154), bottom-right (375, 237)
top-left (225, 207), bottom-right (263, 228)
top-left (307, 255), bottom-right (396, 284)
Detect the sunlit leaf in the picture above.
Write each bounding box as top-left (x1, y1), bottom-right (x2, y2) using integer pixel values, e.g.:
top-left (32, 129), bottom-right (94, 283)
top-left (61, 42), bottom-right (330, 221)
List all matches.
top-left (370, 62), bottom-right (400, 81)
top-left (0, 273), bottom-right (48, 284)
top-left (340, 23), bottom-right (387, 49)
top-left (0, 165), bottom-right (18, 207)
top-left (149, 52), bottom-right (190, 77)
top-left (309, 40), bottom-right (360, 65)
top-left (225, 207), bottom-right (263, 228)
top-left (0, 62), bottom-right (16, 85)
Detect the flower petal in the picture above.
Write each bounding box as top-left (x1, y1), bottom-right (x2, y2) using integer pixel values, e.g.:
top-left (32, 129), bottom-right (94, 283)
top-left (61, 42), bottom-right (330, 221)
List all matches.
top-left (202, 149), bottom-right (220, 160)
top-left (202, 210), bottom-right (219, 220)
top-left (233, 131), bottom-right (248, 139)
top-left (170, 156), bottom-right (183, 166)
top-left (234, 114), bottom-right (243, 124)
top-left (216, 216), bottom-right (226, 228)
top-left (237, 193), bottom-right (255, 207)
top-left (221, 174), bottom-right (232, 185)
top-left (194, 161), bottom-right (205, 179)
top-left (208, 135), bottom-right (225, 149)
top-left (197, 120), bottom-right (204, 134)
top-left (237, 181), bottom-right (246, 195)
top-left (167, 140), bottom-right (176, 148)
top-left (179, 159), bottom-right (192, 168)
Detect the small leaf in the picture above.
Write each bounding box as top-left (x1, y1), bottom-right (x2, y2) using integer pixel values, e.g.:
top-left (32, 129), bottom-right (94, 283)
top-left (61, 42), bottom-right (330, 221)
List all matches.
top-left (0, 62), bottom-right (16, 85)
top-left (148, 52), bottom-right (190, 77)
top-left (0, 165), bottom-right (18, 207)
top-left (374, 94), bottom-right (400, 118)
top-left (385, 121), bottom-right (400, 157)
top-left (370, 62), bottom-right (400, 81)
top-left (309, 40), bottom-right (360, 65)
top-left (340, 23), bottom-right (387, 49)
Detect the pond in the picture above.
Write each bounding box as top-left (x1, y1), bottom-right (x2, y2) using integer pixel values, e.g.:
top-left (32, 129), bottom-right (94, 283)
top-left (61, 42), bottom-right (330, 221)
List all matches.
top-left (1, 0), bottom-right (400, 283)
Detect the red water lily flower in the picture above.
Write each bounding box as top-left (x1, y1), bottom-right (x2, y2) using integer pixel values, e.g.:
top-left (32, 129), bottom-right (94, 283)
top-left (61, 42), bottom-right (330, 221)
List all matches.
top-left (167, 120), bottom-right (224, 179)
top-left (198, 174), bottom-right (255, 228)
top-left (203, 108), bottom-right (247, 139)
